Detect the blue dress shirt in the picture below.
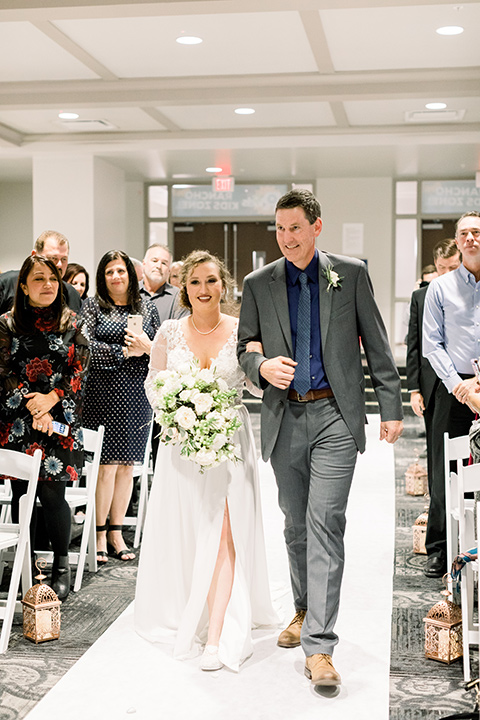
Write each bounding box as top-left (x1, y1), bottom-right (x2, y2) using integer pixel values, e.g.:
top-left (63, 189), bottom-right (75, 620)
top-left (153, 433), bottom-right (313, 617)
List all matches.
top-left (423, 263), bottom-right (480, 392)
top-left (286, 251), bottom-right (330, 391)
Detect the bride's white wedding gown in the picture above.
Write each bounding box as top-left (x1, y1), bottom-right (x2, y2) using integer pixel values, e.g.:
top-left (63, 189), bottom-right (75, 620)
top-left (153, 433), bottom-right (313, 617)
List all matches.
top-left (134, 319), bottom-right (278, 672)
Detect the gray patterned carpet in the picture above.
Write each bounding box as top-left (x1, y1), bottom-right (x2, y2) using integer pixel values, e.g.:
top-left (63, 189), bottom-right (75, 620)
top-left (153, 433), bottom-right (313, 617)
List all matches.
top-left (0, 413), bottom-right (478, 719)
top-left (390, 415), bottom-right (478, 719)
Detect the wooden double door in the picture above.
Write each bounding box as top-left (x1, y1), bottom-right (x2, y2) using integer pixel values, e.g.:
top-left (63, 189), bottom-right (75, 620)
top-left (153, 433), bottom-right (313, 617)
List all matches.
top-left (173, 221), bottom-right (281, 293)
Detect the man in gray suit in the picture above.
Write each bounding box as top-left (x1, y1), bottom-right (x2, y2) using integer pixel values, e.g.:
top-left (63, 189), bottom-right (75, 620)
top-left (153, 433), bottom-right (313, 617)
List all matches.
top-left (237, 189), bottom-right (403, 687)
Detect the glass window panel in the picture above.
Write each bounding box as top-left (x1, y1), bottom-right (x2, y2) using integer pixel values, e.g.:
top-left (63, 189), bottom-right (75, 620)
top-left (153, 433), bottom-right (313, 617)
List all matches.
top-left (148, 185), bottom-right (168, 218)
top-left (396, 181), bottom-right (417, 215)
top-left (149, 222), bottom-right (168, 246)
top-left (394, 301), bottom-right (409, 357)
top-left (395, 218), bottom-right (417, 298)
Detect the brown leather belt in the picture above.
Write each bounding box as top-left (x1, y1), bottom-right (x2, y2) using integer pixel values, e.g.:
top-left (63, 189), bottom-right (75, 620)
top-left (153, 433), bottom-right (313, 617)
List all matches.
top-left (287, 388), bottom-right (334, 403)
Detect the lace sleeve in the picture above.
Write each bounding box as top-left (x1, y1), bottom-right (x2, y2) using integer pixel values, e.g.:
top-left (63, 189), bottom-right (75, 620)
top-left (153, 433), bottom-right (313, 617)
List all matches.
top-left (244, 375), bottom-right (263, 399)
top-left (144, 324), bottom-right (168, 408)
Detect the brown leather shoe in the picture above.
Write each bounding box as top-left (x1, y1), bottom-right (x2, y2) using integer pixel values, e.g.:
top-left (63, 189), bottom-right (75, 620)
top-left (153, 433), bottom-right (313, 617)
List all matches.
top-left (304, 654), bottom-right (341, 686)
top-left (277, 609), bottom-right (306, 648)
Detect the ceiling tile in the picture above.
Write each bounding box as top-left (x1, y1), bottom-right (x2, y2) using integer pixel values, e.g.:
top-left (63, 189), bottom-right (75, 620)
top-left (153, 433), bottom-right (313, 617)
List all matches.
top-left (0, 21), bottom-right (98, 81)
top-left (320, 4), bottom-right (480, 71)
top-left (0, 108), bottom-right (166, 134)
top-left (344, 97), bottom-right (480, 126)
top-left (159, 102), bottom-right (336, 130)
top-left (53, 12), bottom-right (317, 78)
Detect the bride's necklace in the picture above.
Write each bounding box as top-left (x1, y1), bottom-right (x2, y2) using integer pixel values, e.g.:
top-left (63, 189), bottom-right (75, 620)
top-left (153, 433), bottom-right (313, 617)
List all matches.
top-left (190, 315), bottom-right (222, 335)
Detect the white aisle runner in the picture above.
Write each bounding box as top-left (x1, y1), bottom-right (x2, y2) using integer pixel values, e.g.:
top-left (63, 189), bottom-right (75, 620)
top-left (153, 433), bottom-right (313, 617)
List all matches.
top-left (26, 416), bottom-right (394, 720)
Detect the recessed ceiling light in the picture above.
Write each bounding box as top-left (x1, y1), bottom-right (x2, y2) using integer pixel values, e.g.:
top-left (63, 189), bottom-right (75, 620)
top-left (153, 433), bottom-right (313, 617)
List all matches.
top-left (436, 25), bottom-right (464, 35)
top-left (176, 35), bottom-right (203, 45)
top-left (235, 108), bottom-right (255, 115)
top-left (425, 102), bottom-right (447, 110)
top-left (206, 167), bottom-right (223, 173)
top-left (58, 112), bottom-right (79, 120)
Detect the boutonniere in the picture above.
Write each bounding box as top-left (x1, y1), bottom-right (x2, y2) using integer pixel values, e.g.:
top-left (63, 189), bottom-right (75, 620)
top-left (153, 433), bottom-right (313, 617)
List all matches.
top-left (323, 264), bottom-right (343, 292)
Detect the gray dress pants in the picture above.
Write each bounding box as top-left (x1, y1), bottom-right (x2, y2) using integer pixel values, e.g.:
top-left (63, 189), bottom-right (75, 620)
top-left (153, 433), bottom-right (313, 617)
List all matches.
top-left (270, 395), bottom-right (358, 657)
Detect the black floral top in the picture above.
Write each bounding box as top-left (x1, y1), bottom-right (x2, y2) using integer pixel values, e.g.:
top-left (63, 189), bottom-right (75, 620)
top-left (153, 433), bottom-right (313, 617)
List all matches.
top-left (0, 307), bottom-right (90, 482)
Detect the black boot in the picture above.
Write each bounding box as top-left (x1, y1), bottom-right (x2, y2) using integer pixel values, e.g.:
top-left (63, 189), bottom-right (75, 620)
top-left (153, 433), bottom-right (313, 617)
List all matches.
top-left (51, 555), bottom-right (71, 600)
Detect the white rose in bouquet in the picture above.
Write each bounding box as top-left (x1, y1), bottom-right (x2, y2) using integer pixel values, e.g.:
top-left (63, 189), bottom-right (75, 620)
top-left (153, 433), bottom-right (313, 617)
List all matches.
top-left (198, 368), bottom-right (215, 384)
top-left (179, 389), bottom-right (192, 402)
top-left (216, 377), bottom-right (229, 393)
top-left (211, 433), bottom-right (228, 452)
top-left (178, 362), bottom-right (192, 376)
top-left (206, 410), bottom-right (225, 429)
top-left (175, 406), bottom-right (196, 430)
top-left (195, 448), bottom-right (218, 466)
top-left (194, 393), bottom-right (214, 415)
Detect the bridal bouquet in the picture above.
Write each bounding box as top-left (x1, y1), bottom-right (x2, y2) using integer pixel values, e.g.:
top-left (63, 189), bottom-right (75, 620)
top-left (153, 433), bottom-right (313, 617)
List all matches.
top-left (151, 362), bottom-right (242, 473)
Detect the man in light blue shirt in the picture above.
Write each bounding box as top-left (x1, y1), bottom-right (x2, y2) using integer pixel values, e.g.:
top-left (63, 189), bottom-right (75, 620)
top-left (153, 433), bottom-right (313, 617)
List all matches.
top-left (422, 211), bottom-right (480, 577)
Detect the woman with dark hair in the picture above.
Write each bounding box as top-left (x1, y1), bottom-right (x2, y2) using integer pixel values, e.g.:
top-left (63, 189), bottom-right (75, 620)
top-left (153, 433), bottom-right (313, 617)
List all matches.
top-left (0, 255), bottom-right (89, 600)
top-left (64, 263), bottom-right (89, 301)
top-left (81, 250), bottom-right (160, 564)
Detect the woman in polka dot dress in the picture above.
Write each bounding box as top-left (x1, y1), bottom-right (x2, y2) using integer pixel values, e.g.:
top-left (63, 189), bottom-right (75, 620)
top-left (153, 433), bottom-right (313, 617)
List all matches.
top-left (81, 251), bottom-right (160, 563)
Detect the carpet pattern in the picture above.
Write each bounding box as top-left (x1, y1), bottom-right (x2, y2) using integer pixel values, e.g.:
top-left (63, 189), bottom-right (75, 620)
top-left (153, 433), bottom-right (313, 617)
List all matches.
top-left (0, 413), bottom-right (478, 719)
top-left (389, 415), bottom-right (478, 719)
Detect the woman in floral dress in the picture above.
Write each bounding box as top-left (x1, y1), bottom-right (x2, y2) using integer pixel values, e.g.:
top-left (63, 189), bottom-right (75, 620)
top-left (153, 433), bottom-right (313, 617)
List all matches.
top-left (0, 255), bottom-right (89, 599)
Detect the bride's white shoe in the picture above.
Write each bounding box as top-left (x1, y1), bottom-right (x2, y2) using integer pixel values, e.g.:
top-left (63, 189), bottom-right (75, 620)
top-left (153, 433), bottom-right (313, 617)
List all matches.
top-left (200, 645), bottom-right (223, 671)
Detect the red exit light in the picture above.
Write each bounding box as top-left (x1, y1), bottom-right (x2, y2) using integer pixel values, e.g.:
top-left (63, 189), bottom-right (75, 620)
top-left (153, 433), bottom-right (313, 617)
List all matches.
top-left (212, 176), bottom-right (235, 192)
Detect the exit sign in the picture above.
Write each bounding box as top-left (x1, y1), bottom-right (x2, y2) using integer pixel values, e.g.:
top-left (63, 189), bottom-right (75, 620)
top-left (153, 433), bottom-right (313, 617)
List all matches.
top-left (212, 176), bottom-right (235, 192)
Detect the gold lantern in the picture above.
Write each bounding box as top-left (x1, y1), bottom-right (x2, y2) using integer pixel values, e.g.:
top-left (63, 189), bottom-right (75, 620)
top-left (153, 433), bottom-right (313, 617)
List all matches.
top-left (412, 498), bottom-right (429, 554)
top-left (405, 458), bottom-right (428, 496)
top-left (22, 559), bottom-right (61, 644)
top-left (423, 578), bottom-right (462, 664)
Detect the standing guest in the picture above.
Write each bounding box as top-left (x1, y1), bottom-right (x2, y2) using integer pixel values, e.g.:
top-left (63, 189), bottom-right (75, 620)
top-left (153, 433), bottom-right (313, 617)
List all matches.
top-left (140, 244), bottom-right (187, 323)
top-left (64, 263), bottom-right (89, 301)
top-left (0, 255), bottom-right (89, 600)
top-left (139, 244), bottom-right (189, 467)
top-left (130, 257), bottom-right (144, 282)
top-left (169, 260), bottom-right (184, 289)
top-left (135, 251), bottom-right (277, 672)
top-left (81, 251), bottom-right (160, 564)
top-left (406, 239), bottom-right (460, 579)
top-left (422, 212), bottom-right (480, 578)
top-left (237, 189), bottom-right (403, 687)
top-left (0, 231), bottom-right (81, 315)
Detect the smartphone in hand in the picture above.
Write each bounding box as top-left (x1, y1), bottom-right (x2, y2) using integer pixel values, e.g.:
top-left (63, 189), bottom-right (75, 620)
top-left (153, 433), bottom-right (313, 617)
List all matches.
top-left (127, 314), bottom-right (143, 334)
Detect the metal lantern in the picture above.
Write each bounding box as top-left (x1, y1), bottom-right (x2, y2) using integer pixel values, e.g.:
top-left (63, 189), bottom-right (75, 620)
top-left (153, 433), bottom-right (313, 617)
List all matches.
top-left (423, 578), bottom-right (462, 664)
top-left (22, 559), bottom-right (61, 644)
top-left (412, 498), bottom-right (429, 554)
top-left (405, 459), bottom-right (428, 496)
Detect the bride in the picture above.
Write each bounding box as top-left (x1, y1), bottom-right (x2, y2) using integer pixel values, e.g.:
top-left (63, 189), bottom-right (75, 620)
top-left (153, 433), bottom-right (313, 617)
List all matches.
top-left (134, 250), bottom-right (278, 672)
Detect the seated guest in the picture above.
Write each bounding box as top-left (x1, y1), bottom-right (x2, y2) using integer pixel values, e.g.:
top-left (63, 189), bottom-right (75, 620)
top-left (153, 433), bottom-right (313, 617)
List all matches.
top-left (81, 251), bottom-right (160, 564)
top-left (64, 263), bottom-right (89, 301)
top-left (0, 255), bottom-right (89, 600)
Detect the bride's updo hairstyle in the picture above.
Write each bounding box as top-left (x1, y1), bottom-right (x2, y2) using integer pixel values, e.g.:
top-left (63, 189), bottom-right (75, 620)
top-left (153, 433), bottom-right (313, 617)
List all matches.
top-left (179, 250), bottom-right (238, 316)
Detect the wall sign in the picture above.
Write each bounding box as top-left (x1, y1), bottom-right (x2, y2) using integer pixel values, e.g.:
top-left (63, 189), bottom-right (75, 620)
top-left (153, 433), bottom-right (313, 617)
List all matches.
top-left (172, 184), bottom-right (288, 218)
top-left (421, 180), bottom-right (480, 215)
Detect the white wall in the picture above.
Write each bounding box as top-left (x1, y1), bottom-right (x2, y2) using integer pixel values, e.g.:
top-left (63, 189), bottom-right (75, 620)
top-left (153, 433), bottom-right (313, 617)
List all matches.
top-left (93, 157), bottom-right (126, 265)
top-left (0, 181), bottom-right (33, 272)
top-left (125, 181), bottom-right (145, 261)
top-left (315, 177), bottom-right (394, 341)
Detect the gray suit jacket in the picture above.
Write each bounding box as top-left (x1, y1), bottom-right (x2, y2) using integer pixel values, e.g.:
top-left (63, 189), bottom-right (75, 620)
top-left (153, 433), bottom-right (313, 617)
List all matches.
top-left (237, 251), bottom-right (403, 460)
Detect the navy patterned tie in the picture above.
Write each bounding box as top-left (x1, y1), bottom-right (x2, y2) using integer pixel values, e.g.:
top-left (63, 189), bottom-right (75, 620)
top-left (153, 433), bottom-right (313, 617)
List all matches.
top-left (295, 272), bottom-right (311, 397)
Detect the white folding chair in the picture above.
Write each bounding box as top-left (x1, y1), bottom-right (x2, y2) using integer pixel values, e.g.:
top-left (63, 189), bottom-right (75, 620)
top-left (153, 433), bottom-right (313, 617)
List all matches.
top-left (124, 420), bottom-right (153, 548)
top-left (0, 447), bottom-right (41, 654)
top-left (444, 433), bottom-right (471, 573)
top-left (0, 477), bottom-right (11, 524)
top-left (454, 461), bottom-right (480, 682)
top-left (34, 425), bottom-right (104, 592)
